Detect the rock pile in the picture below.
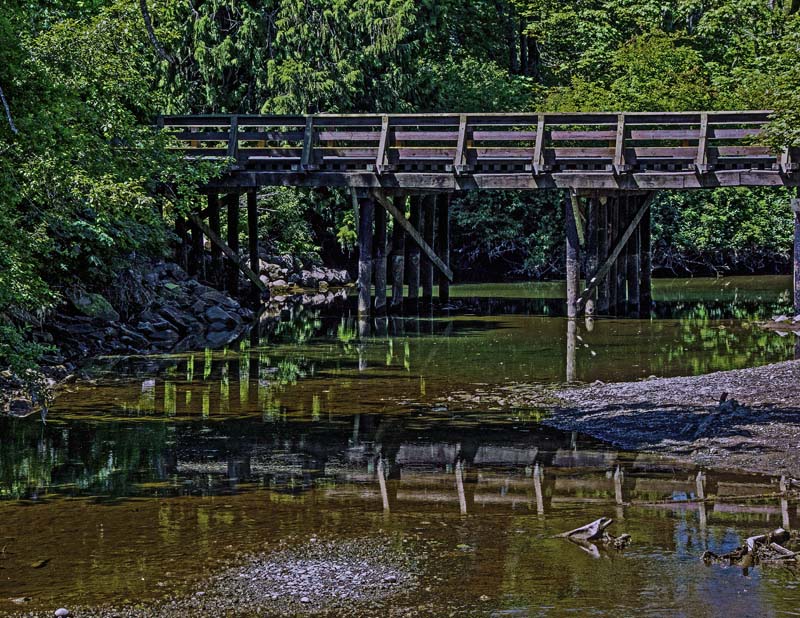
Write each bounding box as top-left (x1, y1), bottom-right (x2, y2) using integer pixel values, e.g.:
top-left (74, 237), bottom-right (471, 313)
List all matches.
top-left (256, 252), bottom-right (351, 292)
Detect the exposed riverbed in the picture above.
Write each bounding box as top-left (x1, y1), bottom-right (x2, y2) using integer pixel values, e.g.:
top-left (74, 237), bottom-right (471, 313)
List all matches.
top-left (2, 276), bottom-right (800, 616)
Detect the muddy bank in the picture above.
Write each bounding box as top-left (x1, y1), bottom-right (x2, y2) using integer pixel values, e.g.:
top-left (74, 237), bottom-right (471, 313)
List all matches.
top-left (447, 359), bottom-right (800, 477)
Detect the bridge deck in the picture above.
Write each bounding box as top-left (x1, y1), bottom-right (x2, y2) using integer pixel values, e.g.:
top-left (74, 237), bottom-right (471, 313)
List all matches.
top-left (161, 111), bottom-right (799, 191)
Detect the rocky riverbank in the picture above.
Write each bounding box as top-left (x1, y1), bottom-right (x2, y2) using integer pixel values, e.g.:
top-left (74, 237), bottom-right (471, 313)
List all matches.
top-left (1, 255), bottom-right (351, 417)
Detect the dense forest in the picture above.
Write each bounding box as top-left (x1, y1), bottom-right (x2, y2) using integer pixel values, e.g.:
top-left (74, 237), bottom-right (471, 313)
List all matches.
top-left (1, 0), bottom-right (800, 370)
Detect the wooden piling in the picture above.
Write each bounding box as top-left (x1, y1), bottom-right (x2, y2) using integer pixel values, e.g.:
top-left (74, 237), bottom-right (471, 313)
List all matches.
top-left (406, 196), bottom-right (421, 302)
top-left (793, 194), bottom-right (800, 314)
top-left (421, 195), bottom-right (435, 304)
top-left (627, 196), bottom-right (641, 316)
top-left (585, 197), bottom-right (599, 316)
top-left (565, 193), bottom-right (580, 319)
top-left (188, 217), bottom-right (204, 278)
top-left (247, 191), bottom-right (260, 303)
top-left (608, 197), bottom-right (618, 314)
top-left (437, 194), bottom-right (450, 304)
top-left (614, 196), bottom-right (628, 314)
top-left (226, 193), bottom-right (240, 297)
top-left (639, 198), bottom-right (652, 311)
top-left (175, 217), bottom-right (188, 271)
top-left (597, 198), bottom-right (610, 314)
top-left (390, 196), bottom-right (406, 309)
top-left (373, 201), bottom-right (387, 313)
top-left (208, 194), bottom-right (223, 286)
top-left (357, 194), bottom-right (375, 317)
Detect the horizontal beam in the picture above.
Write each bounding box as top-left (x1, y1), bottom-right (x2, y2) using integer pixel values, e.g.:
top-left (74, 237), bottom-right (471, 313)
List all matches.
top-left (200, 170), bottom-right (799, 191)
top-left (371, 189), bottom-right (453, 282)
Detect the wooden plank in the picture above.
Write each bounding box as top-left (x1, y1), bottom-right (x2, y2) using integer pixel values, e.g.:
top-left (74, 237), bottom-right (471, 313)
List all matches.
top-left (371, 189), bottom-right (453, 281)
top-left (533, 114), bottom-right (546, 174)
top-left (576, 192), bottom-right (656, 310)
top-left (613, 114), bottom-right (629, 174)
top-left (714, 145), bottom-right (771, 157)
top-left (420, 195), bottom-right (435, 302)
top-left (551, 130), bottom-right (617, 141)
top-left (396, 147), bottom-right (456, 159)
top-left (472, 130), bottom-right (537, 141)
top-left (227, 116), bottom-right (239, 160)
top-left (375, 115), bottom-right (390, 174)
top-left (630, 146), bottom-right (696, 158)
top-left (391, 197), bottom-right (406, 307)
top-left (301, 116), bottom-right (316, 171)
top-left (695, 112), bottom-right (709, 173)
top-left (238, 131), bottom-right (304, 141)
top-left (629, 129), bottom-right (700, 140)
top-left (552, 147), bottom-right (615, 158)
top-left (453, 114), bottom-right (468, 174)
top-left (394, 131), bottom-right (459, 141)
top-left (318, 130), bottom-right (382, 141)
top-left (711, 128), bottom-right (762, 139)
top-left (188, 213), bottom-right (266, 293)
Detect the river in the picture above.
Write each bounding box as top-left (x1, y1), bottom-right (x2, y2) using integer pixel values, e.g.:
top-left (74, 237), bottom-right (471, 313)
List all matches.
top-left (1, 276), bottom-right (799, 616)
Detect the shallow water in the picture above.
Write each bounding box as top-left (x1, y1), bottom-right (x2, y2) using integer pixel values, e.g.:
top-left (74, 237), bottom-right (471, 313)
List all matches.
top-left (1, 276), bottom-right (799, 616)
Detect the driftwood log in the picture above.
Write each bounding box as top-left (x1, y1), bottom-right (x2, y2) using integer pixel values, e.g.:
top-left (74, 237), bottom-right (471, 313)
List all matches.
top-left (557, 517), bottom-right (632, 557)
top-left (702, 528), bottom-right (798, 571)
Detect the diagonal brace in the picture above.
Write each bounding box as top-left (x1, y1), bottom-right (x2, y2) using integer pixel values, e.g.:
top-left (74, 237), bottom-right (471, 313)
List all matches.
top-left (576, 192), bottom-right (657, 311)
top-left (370, 189), bottom-right (453, 282)
top-left (188, 213), bottom-right (267, 293)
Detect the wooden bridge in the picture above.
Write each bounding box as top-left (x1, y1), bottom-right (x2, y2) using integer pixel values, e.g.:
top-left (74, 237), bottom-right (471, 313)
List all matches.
top-left (160, 111), bottom-right (800, 316)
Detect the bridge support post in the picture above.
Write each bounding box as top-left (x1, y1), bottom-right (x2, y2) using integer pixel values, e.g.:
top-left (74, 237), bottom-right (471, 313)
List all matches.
top-left (627, 196), bottom-right (641, 317)
top-left (421, 195), bottom-right (435, 304)
top-left (374, 201), bottom-right (387, 314)
top-left (437, 194), bottom-right (451, 305)
top-left (615, 196), bottom-right (628, 315)
top-left (226, 193), bottom-right (240, 297)
top-left (208, 194), bottom-right (223, 287)
top-left (565, 193), bottom-right (581, 319)
top-left (357, 193), bottom-right (375, 317)
top-left (639, 202), bottom-right (652, 312)
top-left (174, 217), bottom-right (188, 271)
top-left (585, 197), bottom-right (599, 315)
top-left (188, 217), bottom-right (204, 278)
top-left (247, 191), bottom-right (261, 304)
top-left (390, 196), bottom-right (406, 310)
top-left (793, 194), bottom-right (800, 314)
top-left (597, 197), bottom-right (610, 314)
top-left (406, 196), bottom-right (421, 306)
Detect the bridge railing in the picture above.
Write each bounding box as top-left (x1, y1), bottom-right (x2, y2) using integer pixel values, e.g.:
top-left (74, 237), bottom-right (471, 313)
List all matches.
top-left (159, 111), bottom-right (798, 176)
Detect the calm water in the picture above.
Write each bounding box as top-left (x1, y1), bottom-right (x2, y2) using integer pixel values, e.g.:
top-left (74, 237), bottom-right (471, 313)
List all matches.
top-left (1, 276), bottom-right (799, 616)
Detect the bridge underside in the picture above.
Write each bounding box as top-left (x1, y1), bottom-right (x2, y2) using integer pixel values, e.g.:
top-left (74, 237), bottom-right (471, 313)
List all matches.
top-left (202, 169), bottom-right (798, 192)
top-left (162, 111), bottom-right (800, 317)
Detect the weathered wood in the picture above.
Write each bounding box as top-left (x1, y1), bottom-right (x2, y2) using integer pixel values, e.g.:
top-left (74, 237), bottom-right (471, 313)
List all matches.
top-left (375, 115), bottom-right (390, 173)
top-left (227, 116), bottom-right (239, 160)
top-left (391, 197), bottom-right (406, 308)
top-left (407, 197), bottom-right (421, 300)
top-left (372, 190), bottom-right (453, 281)
top-left (301, 116), bottom-right (316, 171)
top-left (613, 114), bottom-right (629, 174)
top-left (597, 198), bottom-right (610, 314)
top-left (208, 194), bottom-right (223, 286)
top-left (627, 206), bottom-right (641, 316)
top-left (609, 198), bottom-right (618, 313)
top-left (794, 196), bottom-right (800, 314)
top-left (615, 197), bottom-right (628, 313)
top-left (374, 204), bottom-right (387, 313)
top-left (437, 194), bottom-right (451, 304)
top-left (175, 217), bottom-right (188, 270)
top-left (357, 195), bottom-right (375, 317)
top-left (188, 216), bottom-right (205, 278)
top-left (420, 195), bottom-right (435, 303)
top-left (585, 197), bottom-right (599, 315)
top-left (247, 191), bottom-right (261, 302)
top-left (695, 112), bottom-right (709, 173)
top-left (565, 193), bottom-right (581, 319)
top-left (577, 193), bottom-right (656, 312)
top-left (639, 204), bottom-right (652, 311)
top-left (188, 213), bottom-right (266, 293)
top-left (453, 114), bottom-right (468, 173)
top-left (226, 193), bottom-right (240, 296)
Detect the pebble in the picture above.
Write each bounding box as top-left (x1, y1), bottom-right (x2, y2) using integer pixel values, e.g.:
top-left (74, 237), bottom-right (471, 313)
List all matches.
top-left (54, 609), bottom-right (71, 618)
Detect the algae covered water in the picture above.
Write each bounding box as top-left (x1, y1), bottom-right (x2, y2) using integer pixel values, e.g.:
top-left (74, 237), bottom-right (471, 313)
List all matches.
top-left (1, 277), bottom-right (799, 616)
